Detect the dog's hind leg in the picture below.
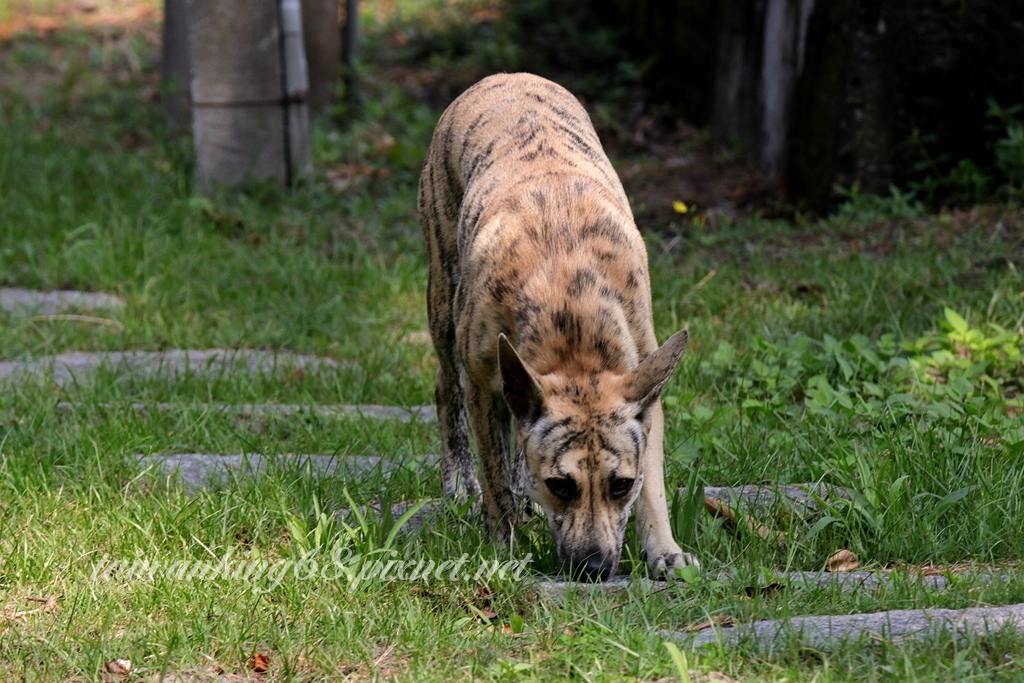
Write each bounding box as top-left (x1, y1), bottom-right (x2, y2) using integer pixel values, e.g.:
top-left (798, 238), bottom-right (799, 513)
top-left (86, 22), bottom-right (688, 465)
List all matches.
top-left (420, 153), bottom-right (480, 504)
top-left (426, 269), bottom-right (480, 505)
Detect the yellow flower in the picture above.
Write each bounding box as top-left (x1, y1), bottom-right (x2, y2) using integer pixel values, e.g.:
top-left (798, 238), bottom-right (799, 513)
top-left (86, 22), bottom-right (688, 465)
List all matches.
top-left (672, 201), bottom-right (689, 214)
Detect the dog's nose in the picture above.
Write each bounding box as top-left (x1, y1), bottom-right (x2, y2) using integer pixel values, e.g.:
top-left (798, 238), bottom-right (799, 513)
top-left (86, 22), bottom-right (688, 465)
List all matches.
top-left (566, 552), bottom-right (614, 582)
top-left (582, 555), bottom-right (612, 582)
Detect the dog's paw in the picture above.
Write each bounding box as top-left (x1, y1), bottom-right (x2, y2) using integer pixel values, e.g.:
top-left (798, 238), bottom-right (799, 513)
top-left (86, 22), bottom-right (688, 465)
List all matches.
top-left (645, 543), bottom-right (700, 577)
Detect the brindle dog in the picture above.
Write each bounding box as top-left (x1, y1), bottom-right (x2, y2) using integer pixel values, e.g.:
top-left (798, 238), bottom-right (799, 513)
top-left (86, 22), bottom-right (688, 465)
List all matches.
top-left (418, 73), bottom-right (696, 580)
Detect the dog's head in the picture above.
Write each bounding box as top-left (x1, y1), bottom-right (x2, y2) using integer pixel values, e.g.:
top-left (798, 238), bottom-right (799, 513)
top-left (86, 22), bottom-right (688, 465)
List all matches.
top-left (498, 330), bottom-right (688, 580)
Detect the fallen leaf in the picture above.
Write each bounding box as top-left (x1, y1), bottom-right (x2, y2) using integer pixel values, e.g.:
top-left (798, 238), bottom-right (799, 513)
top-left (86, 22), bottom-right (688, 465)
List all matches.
top-left (325, 164), bottom-right (377, 192)
top-left (0, 5), bottom-right (157, 40)
top-left (703, 497), bottom-right (733, 519)
top-left (4, 594), bottom-right (59, 619)
top-left (479, 607), bottom-right (498, 620)
top-left (704, 497), bottom-right (787, 548)
top-left (248, 652), bottom-right (270, 673)
top-left (651, 672), bottom-right (740, 683)
top-left (693, 672), bottom-right (742, 683)
top-left (470, 7), bottom-right (502, 22)
top-left (104, 659), bottom-right (131, 674)
top-left (401, 330), bottom-right (433, 346)
top-left (826, 549), bottom-right (859, 572)
top-left (372, 643), bottom-right (397, 668)
top-left (685, 614), bottom-right (738, 632)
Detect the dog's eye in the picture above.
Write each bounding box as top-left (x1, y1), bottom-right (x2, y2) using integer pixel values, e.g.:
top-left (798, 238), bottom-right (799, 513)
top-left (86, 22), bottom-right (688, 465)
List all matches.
top-left (545, 478), bottom-right (578, 501)
top-left (609, 478), bottom-right (634, 499)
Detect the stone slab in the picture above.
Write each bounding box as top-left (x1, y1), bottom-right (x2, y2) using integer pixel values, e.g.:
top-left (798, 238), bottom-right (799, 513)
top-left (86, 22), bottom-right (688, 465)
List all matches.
top-left (139, 452), bottom-right (443, 534)
top-left (695, 482), bottom-right (851, 516)
top-left (0, 349), bottom-right (343, 386)
top-left (536, 569), bottom-right (1004, 600)
top-left (665, 602), bottom-right (1024, 651)
top-left (0, 288), bottom-right (124, 315)
top-left (59, 401), bottom-right (436, 423)
top-left (347, 500), bottom-right (444, 535)
top-left (139, 452), bottom-right (438, 489)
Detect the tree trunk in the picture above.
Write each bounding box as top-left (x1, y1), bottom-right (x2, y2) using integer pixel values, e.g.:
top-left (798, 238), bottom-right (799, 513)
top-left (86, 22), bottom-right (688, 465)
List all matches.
top-left (301, 0), bottom-right (340, 118)
top-left (160, 0), bottom-right (191, 130)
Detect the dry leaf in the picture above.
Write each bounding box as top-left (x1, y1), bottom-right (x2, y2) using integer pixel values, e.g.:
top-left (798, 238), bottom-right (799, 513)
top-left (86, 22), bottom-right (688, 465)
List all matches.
top-left (326, 164), bottom-right (378, 192)
top-left (693, 673), bottom-right (742, 683)
top-left (401, 331), bottom-right (433, 346)
top-left (470, 8), bottom-right (502, 22)
top-left (826, 549), bottom-right (859, 572)
top-left (104, 659), bottom-right (131, 674)
top-left (469, 585), bottom-right (498, 622)
top-left (4, 594), bottom-right (59, 619)
top-left (685, 614), bottom-right (738, 632)
top-left (248, 652), bottom-right (270, 673)
top-left (704, 497), bottom-right (787, 548)
top-left (651, 672), bottom-right (740, 683)
top-left (0, 5), bottom-right (156, 40)
top-left (703, 497), bottom-right (733, 521)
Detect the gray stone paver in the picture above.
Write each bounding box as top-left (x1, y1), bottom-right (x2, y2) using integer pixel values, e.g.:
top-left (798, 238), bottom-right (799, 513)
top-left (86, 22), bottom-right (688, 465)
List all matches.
top-left (351, 500), bottom-right (444, 534)
top-left (125, 442), bottom-right (1024, 652)
top-left (0, 349), bottom-right (345, 386)
top-left (696, 482), bottom-right (851, 516)
top-left (60, 401), bottom-right (436, 423)
top-left (0, 287), bottom-right (124, 315)
top-left (665, 602), bottom-right (1024, 650)
top-left (139, 452), bottom-right (438, 489)
top-left (11, 297), bottom-right (1019, 654)
top-left (139, 452), bottom-right (444, 531)
top-left (536, 569), bottom-right (1003, 600)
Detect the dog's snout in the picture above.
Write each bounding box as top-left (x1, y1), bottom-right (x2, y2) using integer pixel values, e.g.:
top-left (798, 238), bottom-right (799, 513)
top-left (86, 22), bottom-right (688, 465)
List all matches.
top-left (565, 550), bottom-right (615, 582)
top-left (583, 554), bottom-right (612, 582)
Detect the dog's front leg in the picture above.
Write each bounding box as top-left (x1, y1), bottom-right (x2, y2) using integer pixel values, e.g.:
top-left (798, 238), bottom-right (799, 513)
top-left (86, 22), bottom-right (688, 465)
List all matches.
top-left (466, 384), bottom-right (517, 547)
top-left (635, 401), bottom-right (699, 574)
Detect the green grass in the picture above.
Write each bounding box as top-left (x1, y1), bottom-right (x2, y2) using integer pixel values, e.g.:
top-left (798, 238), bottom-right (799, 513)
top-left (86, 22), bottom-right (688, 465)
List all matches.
top-left (2, 8), bottom-right (1024, 682)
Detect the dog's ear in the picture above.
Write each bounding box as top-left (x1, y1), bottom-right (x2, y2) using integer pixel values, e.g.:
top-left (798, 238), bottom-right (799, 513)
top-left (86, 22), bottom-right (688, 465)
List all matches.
top-left (625, 330), bottom-right (688, 412)
top-left (498, 334), bottom-right (545, 422)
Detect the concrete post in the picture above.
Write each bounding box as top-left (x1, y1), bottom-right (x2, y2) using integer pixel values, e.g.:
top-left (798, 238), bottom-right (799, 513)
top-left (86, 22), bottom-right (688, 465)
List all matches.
top-left (189, 0), bottom-right (312, 194)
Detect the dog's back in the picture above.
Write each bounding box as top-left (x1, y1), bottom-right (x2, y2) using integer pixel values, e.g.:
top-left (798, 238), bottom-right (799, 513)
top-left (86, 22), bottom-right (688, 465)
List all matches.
top-left (419, 73), bottom-right (658, 381)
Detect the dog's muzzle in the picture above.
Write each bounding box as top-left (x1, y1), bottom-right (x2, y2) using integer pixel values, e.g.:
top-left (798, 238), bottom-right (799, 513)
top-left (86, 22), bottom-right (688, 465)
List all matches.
top-left (564, 548), bottom-right (617, 582)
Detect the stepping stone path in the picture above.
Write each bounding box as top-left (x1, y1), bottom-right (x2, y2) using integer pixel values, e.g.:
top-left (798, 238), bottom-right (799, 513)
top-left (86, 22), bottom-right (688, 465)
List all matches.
top-left (0, 287), bottom-right (125, 315)
top-left (4, 288), bottom-right (1021, 653)
top-left (537, 568), bottom-right (1008, 601)
top-left (0, 349), bottom-right (346, 387)
top-left (60, 401), bottom-right (436, 423)
top-left (140, 452), bottom-right (438, 490)
top-left (664, 602), bottom-right (1024, 651)
top-left (698, 482), bottom-right (850, 516)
